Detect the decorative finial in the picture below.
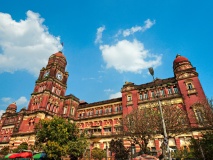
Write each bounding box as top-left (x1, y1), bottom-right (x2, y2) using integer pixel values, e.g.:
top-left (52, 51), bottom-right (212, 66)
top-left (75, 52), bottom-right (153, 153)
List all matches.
top-left (176, 54), bottom-right (181, 58)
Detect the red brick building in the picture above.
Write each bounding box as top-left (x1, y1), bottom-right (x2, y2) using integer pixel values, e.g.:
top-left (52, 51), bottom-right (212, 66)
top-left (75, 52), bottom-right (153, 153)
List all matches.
top-left (0, 51), bottom-right (208, 154)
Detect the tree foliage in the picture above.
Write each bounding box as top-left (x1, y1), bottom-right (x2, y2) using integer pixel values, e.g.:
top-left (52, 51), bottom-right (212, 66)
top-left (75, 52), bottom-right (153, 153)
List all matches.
top-left (171, 148), bottom-right (194, 159)
top-left (12, 142), bottom-right (28, 153)
top-left (190, 131), bottom-right (213, 160)
top-left (192, 98), bottom-right (213, 129)
top-left (109, 139), bottom-right (129, 160)
top-left (91, 147), bottom-right (106, 160)
top-left (0, 146), bottom-right (10, 156)
top-left (34, 116), bottom-right (88, 160)
top-left (122, 104), bottom-right (190, 154)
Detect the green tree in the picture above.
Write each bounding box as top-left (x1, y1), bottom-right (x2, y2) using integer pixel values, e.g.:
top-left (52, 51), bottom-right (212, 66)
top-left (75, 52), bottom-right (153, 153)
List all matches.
top-left (91, 147), bottom-right (106, 160)
top-left (109, 139), bottom-right (129, 160)
top-left (13, 142), bottom-right (28, 153)
top-left (190, 131), bottom-right (213, 160)
top-left (34, 116), bottom-right (88, 160)
top-left (0, 146), bottom-right (10, 155)
top-left (172, 148), bottom-right (194, 159)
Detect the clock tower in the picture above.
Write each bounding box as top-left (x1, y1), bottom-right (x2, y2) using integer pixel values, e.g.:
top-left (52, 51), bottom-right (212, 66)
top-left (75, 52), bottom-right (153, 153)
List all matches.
top-left (27, 51), bottom-right (69, 115)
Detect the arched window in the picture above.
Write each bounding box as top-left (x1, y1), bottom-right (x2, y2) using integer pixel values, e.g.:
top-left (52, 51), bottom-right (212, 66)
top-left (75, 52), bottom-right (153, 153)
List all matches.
top-left (151, 91), bottom-right (155, 98)
top-left (144, 93), bottom-right (148, 100)
top-left (139, 94), bottom-right (143, 100)
top-left (127, 95), bottom-right (132, 101)
top-left (173, 86), bottom-right (179, 94)
top-left (168, 88), bottom-right (172, 94)
top-left (63, 107), bottom-right (67, 114)
top-left (195, 109), bottom-right (204, 123)
top-left (187, 83), bottom-right (193, 90)
top-left (70, 107), bottom-right (75, 115)
top-left (160, 89), bottom-right (165, 96)
top-left (99, 109), bottom-right (102, 114)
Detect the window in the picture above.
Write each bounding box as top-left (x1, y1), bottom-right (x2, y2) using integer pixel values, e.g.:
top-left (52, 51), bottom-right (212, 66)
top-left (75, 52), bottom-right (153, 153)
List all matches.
top-left (196, 110), bottom-right (204, 123)
top-left (104, 127), bottom-right (111, 132)
top-left (119, 106), bottom-right (123, 111)
top-left (109, 108), bottom-right (112, 113)
top-left (127, 95), bottom-right (132, 101)
top-left (114, 127), bottom-right (120, 132)
top-left (114, 106), bottom-right (118, 112)
top-left (70, 107), bottom-right (75, 115)
top-left (144, 93), bottom-right (148, 100)
top-left (86, 112), bottom-right (89, 116)
top-left (187, 83), bottom-right (193, 90)
top-left (173, 87), bottom-right (179, 94)
top-left (131, 144), bottom-right (136, 155)
top-left (96, 110), bottom-right (99, 115)
top-left (90, 111), bottom-right (93, 116)
top-left (139, 94), bottom-right (143, 100)
top-left (63, 107), bottom-right (67, 114)
top-left (151, 91), bottom-right (155, 98)
top-left (168, 88), bottom-right (172, 94)
top-left (99, 109), bottom-right (102, 114)
top-left (160, 90), bottom-right (165, 96)
top-left (105, 108), bottom-right (109, 114)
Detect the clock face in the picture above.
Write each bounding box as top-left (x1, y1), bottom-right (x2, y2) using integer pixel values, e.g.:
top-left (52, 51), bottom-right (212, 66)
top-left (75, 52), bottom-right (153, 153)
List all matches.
top-left (43, 70), bottom-right (49, 78)
top-left (56, 72), bottom-right (63, 80)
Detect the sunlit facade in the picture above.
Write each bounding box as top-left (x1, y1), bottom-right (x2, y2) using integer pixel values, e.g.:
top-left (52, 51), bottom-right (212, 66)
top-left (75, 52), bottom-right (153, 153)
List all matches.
top-left (0, 51), bottom-right (207, 156)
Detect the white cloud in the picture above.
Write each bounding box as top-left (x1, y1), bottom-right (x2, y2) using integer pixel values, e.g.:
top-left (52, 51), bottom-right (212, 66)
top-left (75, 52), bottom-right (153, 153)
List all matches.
top-left (0, 110), bottom-right (5, 117)
top-left (109, 92), bottom-right (122, 99)
top-left (16, 96), bottom-right (28, 106)
top-left (82, 77), bottom-right (95, 81)
top-left (0, 96), bottom-right (28, 108)
top-left (0, 10), bottom-right (62, 76)
top-left (104, 89), bottom-right (114, 93)
top-left (95, 26), bottom-right (105, 44)
top-left (1, 97), bottom-right (12, 103)
top-left (122, 19), bottom-right (155, 37)
top-left (100, 39), bottom-right (161, 73)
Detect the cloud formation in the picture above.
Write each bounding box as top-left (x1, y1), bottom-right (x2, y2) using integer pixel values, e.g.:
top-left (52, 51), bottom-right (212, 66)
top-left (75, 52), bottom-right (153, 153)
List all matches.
top-left (16, 96), bottom-right (28, 106)
top-left (0, 96), bottom-right (28, 109)
top-left (95, 26), bottom-right (105, 44)
top-left (0, 10), bottom-right (62, 76)
top-left (119, 19), bottom-right (155, 37)
top-left (95, 19), bottom-right (161, 74)
top-left (0, 110), bottom-right (5, 117)
top-left (109, 92), bottom-right (122, 99)
top-left (100, 39), bottom-right (161, 73)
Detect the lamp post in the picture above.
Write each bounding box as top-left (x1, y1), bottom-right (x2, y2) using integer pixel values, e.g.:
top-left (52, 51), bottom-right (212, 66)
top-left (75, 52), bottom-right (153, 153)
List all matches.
top-left (148, 67), bottom-right (171, 160)
top-left (106, 142), bottom-right (108, 160)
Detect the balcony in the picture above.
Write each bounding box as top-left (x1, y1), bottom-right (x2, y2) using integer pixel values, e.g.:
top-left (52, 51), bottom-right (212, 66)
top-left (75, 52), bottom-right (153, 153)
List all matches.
top-left (127, 101), bottom-right (133, 106)
top-left (187, 88), bottom-right (197, 96)
top-left (77, 110), bottom-right (122, 120)
top-left (89, 131), bottom-right (122, 138)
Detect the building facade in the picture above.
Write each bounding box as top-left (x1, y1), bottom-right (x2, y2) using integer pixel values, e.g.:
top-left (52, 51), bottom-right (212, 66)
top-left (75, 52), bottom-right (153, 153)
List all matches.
top-left (0, 51), bottom-right (207, 154)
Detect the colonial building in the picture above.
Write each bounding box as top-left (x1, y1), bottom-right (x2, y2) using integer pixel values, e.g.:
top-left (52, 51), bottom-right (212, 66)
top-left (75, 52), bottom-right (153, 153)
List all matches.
top-left (0, 51), bottom-right (207, 155)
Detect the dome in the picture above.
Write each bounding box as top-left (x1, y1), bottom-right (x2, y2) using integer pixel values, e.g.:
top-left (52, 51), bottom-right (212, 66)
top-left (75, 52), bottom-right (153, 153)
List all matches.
top-left (7, 102), bottom-right (17, 110)
top-left (173, 54), bottom-right (189, 64)
top-left (54, 51), bottom-right (66, 58)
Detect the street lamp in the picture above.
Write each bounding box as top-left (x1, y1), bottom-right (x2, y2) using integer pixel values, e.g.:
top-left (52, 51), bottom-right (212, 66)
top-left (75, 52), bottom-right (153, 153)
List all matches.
top-left (148, 67), bottom-right (171, 160)
top-left (106, 142), bottom-right (108, 160)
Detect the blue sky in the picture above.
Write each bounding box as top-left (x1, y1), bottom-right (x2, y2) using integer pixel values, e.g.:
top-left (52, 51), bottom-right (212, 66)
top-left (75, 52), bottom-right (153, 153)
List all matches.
top-left (0, 1), bottom-right (213, 115)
